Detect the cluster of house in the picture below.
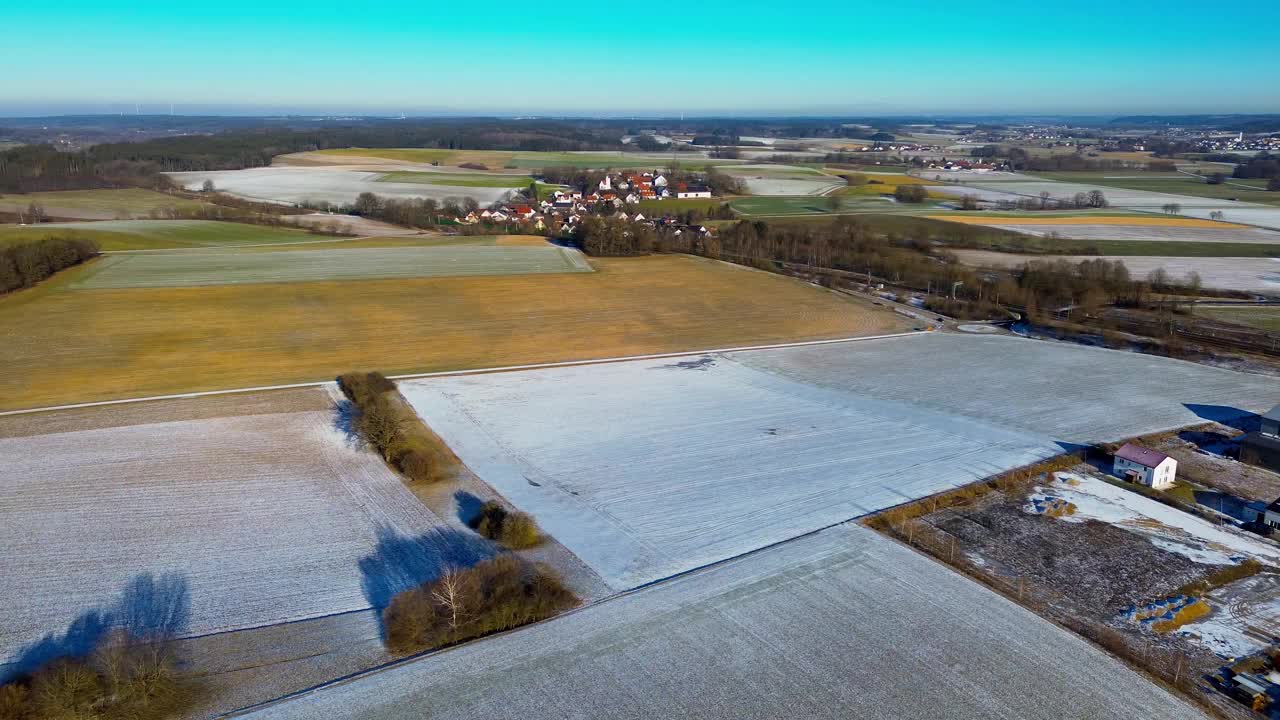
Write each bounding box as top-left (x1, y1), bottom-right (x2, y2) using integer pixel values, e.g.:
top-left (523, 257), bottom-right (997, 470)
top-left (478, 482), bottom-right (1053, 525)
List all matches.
top-left (926, 159), bottom-right (1003, 172)
top-left (457, 170), bottom-right (714, 236)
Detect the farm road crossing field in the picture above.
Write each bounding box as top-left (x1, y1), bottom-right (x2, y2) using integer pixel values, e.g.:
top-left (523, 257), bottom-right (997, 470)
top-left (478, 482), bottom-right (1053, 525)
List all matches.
top-left (244, 523), bottom-right (1203, 720)
top-left (71, 245), bottom-right (593, 288)
top-left (0, 255), bottom-right (903, 410)
top-left (401, 333), bottom-right (1280, 590)
top-left (0, 388), bottom-right (468, 675)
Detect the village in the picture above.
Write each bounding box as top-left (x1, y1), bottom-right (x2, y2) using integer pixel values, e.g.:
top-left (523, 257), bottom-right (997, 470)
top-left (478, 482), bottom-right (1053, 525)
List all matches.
top-left (458, 169), bottom-right (716, 237)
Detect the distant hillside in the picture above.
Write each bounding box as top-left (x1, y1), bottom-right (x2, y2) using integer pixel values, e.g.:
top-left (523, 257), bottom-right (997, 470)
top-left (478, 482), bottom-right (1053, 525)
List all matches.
top-left (1110, 114), bottom-right (1280, 132)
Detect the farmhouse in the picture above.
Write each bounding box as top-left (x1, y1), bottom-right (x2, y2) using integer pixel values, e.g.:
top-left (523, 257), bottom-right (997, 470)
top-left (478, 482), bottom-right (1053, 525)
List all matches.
top-left (1241, 405), bottom-right (1280, 473)
top-left (1113, 443), bottom-right (1177, 489)
top-left (674, 183), bottom-right (712, 199)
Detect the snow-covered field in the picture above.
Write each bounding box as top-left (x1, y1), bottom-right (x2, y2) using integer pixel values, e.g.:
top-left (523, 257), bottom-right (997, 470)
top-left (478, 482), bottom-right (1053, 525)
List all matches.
top-left (954, 250), bottom-right (1280, 294)
top-left (0, 396), bottom-right (464, 675)
top-left (1031, 473), bottom-right (1280, 566)
top-left (166, 167), bottom-right (514, 206)
top-left (933, 180), bottom-right (1280, 230)
top-left (1179, 573), bottom-right (1280, 658)
top-left (972, 224), bottom-right (1280, 244)
top-left (401, 333), bottom-right (1280, 589)
top-left (242, 523), bottom-right (1205, 720)
top-left (721, 165), bottom-right (844, 195)
top-left (72, 245), bottom-right (593, 289)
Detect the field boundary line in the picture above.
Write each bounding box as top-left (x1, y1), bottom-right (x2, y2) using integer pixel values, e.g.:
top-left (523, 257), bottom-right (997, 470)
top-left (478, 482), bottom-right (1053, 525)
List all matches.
top-left (0, 331), bottom-right (926, 417)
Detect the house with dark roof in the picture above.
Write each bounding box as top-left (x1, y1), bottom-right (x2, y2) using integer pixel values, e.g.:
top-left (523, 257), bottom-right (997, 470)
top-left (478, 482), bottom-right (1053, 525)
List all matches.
top-left (1241, 404), bottom-right (1280, 474)
top-left (1113, 443), bottom-right (1177, 490)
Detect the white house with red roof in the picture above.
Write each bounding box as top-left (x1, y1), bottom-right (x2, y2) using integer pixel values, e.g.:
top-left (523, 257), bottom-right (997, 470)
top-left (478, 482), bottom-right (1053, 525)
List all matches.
top-left (1113, 443), bottom-right (1177, 490)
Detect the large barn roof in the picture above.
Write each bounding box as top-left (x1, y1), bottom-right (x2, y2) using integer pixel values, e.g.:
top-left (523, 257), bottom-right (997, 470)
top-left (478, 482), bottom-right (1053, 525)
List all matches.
top-left (1115, 443), bottom-right (1170, 469)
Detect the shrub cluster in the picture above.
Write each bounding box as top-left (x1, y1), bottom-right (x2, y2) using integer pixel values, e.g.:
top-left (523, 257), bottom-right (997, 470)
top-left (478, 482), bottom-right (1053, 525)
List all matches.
top-left (470, 501), bottom-right (542, 549)
top-left (337, 371), bottom-right (456, 484)
top-left (0, 237), bottom-right (99, 295)
top-left (0, 632), bottom-right (191, 720)
top-left (382, 555), bottom-right (577, 655)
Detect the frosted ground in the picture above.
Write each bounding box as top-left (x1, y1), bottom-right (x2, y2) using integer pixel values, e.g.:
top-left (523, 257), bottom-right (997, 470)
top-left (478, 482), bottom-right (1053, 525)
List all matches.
top-left (167, 167), bottom-right (514, 206)
top-left (1032, 473), bottom-right (1280, 566)
top-left (954, 250), bottom-right (1280, 294)
top-left (721, 164), bottom-right (844, 195)
top-left (72, 245), bottom-right (592, 289)
top-left (971, 224), bottom-right (1280, 244)
top-left (0, 393), bottom-right (473, 676)
top-left (244, 523), bottom-right (1204, 720)
top-left (402, 333), bottom-right (1280, 589)
top-left (932, 181), bottom-right (1280, 230)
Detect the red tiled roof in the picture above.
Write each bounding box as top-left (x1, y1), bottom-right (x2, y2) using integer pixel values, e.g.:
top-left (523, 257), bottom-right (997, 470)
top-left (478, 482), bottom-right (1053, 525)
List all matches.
top-left (1115, 443), bottom-right (1169, 468)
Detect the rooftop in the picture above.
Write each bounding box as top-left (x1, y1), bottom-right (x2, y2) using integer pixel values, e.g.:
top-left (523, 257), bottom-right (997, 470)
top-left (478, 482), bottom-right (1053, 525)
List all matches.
top-left (1115, 443), bottom-right (1170, 469)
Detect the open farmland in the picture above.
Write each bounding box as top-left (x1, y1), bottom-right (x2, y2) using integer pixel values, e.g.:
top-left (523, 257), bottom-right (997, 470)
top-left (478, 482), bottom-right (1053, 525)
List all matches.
top-left (374, 171), bottom-right (532, 188)
top-left (953, 250), bottom-right (1280, 293)
top-left (0, 188), bottom-right (205, 220)
top-left (932, 180), bottom-right (1280, 230)
top-left (0, 255), bottom-right (903, 410)
top-left (242, 523), bottom-right (1204, 720)
top-left (0, 219), bottom-right (326, 251)
top-left (300, 148), bottom-right (739, 171)
top-left (0, 388), bottom-right (472, 679)
top-left (399, 333), bottom-right (1280, 589)
top-left (721, 164), bottom-right (844, 195)
top-left (166, 167), bottom-right (515, 206)
top-left (70, 245), bottom-right (593, 289)
top-left (1029, 171), bottom-right (1280, 206)
top-left (1196, 305), bottom-right (1280, 332)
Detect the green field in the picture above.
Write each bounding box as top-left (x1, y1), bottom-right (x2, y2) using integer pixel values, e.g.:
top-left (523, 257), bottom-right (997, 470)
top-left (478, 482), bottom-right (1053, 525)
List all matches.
top-left (729, 196), bottom-right (938, 216)
top-left (0, 188), bottom-right (206, 220)
top-left (1196, 306), bottom-right (1280, 332)
top-left (0, 220), bottom-right (322, 251)
top-left (376, 171), bottom-right (533, 188)
top-left (70, 245), bottom-right (592, 289)
top-left (638, 198), bottom-right (729, 214)
top-left (1029, 171), bottom-right (1280, 206)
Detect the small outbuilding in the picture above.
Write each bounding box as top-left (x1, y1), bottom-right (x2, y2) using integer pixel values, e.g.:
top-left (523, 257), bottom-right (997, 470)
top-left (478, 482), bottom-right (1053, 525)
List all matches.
top-left (1113, 443), bottom-right (1177, 490)
top-left (1241, 404), bottom-right (1280, 473)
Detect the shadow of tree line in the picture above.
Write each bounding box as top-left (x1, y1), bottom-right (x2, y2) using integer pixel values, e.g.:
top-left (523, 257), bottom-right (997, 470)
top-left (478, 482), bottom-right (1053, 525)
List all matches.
top-left (1, 572), bottom-right (190, 684)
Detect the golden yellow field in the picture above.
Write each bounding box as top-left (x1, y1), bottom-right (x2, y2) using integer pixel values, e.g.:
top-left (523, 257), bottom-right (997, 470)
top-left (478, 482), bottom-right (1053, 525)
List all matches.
top-left (0, 255), bottom-right (905, 410)
top-left (927, 214), bottom-right (1248, 229)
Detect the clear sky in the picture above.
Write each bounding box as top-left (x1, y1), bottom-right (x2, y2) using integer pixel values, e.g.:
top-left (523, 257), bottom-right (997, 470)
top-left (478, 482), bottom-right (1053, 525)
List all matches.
top-left (4, 0), bottom-right (1279, 116)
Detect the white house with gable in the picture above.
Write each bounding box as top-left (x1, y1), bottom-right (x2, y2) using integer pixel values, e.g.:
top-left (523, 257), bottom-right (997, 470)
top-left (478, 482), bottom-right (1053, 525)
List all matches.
top-left (1113, 443), bottom-right (1177, 490)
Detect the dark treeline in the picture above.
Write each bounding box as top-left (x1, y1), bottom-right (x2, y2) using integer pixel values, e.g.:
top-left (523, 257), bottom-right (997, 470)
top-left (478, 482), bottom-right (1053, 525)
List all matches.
top-left (1233, 153), bottom-right (1280, 186)
top-left (1005, 149), bottom-right (1176, 173)
top-left (0, 121), bottom-right (626, 192)
top-left (0, 236), bottom-right (100, 295)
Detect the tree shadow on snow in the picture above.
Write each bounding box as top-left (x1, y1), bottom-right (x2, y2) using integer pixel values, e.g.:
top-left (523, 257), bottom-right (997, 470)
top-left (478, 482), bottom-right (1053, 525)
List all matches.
top-left (331, 398), bottom-right (361, 445)
top-left (358, 524), bottom-right (496, 639)
top-left (1054, 441), bottom-right (1109, 473)
top-left (1183, 403), bottom-right (1259, 433)
top-left (0, 572), bottom-right (190, 683)
top-left (454, 490), bottom-right (486, 527)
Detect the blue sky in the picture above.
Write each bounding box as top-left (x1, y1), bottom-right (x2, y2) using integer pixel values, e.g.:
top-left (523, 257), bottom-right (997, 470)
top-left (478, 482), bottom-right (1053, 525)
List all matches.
top-left (4, 0), bottom-right (1279, 116)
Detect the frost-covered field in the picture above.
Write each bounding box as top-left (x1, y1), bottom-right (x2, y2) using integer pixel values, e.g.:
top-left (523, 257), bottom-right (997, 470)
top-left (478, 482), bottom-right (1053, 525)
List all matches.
top-left (402, 334), bottom-right (1280, 589)
top-left (72, 245), bottom-right (593, 289)
top-left (954, 250), bottom-right (1280, 294)
top-left (244, 523), bottom-right (1204, 720)
top-left (721, 165), bottom-right (843, 195)
top-left (166, 167), bottom-right (514, 206)
top-left (934, 180), bottom-right (1280, 230)
top-left (0, 396), bottom-right (454, 673)
top-left (975, 224), bottom-right (1280, 244)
